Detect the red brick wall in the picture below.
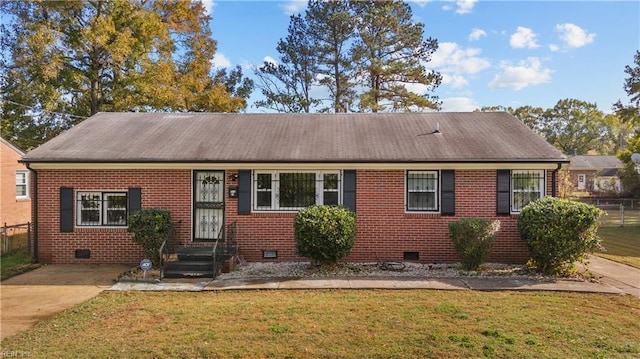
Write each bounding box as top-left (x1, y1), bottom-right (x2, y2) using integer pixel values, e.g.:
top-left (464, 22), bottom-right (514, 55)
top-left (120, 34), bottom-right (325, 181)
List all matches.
top-left (35, 169), bottom-right (193, 264)
top-left (227, 169), bottom-right (533, 264)
top-left (35, 168), bottom-right (548, 264)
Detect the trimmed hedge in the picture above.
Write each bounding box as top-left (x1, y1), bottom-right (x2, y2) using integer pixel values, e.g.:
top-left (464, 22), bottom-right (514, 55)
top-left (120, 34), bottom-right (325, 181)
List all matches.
top-left (448, 218), bottom-right (500, 271)
top-left (518, 197), bottom-right (602, 275)
top-left (294, 206), bottom-right (356, 266)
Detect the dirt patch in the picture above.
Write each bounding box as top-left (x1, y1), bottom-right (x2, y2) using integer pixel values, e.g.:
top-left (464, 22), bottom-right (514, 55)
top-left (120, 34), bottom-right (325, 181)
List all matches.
top-left (117, 267), bottom-right (162, 282)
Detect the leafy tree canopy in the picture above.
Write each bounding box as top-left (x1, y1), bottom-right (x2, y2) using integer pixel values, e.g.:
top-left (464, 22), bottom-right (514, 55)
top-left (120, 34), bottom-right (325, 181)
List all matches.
top-left (479, 99), bottom-right (623, 156)
top-left (1, 0), bottom-right (253, 150)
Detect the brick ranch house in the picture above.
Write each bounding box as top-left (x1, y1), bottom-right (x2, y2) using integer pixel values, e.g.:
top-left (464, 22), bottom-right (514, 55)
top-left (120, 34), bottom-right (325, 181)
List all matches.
top-left (21, 112), bottom-right (567, 265)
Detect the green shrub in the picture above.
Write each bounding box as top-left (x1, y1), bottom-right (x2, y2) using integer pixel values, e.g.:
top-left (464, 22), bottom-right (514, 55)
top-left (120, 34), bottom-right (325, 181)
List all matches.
top-left (448, 218), bottom-right (500, 271)
top-left (127, 209), bottom-right (173, 266)
top-left (294, 205), bottom-right (356, 266)
top-left (518, 197), bottom-right (603, 275)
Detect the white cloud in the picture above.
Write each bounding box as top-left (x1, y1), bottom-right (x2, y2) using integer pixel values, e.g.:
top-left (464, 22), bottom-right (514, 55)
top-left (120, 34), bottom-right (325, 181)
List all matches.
top-left (456, 0), bottom-right (477, 14)
top-left (509, 27), bottom-right (540, 49)
top-left (430, 42), bottom-right (491, 75)
top-left (281, 0), bottom-right (306, 15)
top-left (441, 74), bottom-right (469, 88)
top-left (263, 56), bottom-right (278, 66)
top-left (555, 23), bottom-right (596, 48)
top-left (200, 0), bottom-right (215, 16)
top-left (429, 42), bottom-right (490, 90)
top-left (409, 0), bottom-right (433, 7)
top-left (488, 57), bottom-right (552, 90)
top-left (404, 82), bottom-right (430, 95)
top-left (211, 53), bottom-right (231, 68)
top-left (468, 28), bottom-right (486, 41)
top-left (549, 44), bottom-right (560, 52)
top-left (441, 97), bottom-right (478, 111)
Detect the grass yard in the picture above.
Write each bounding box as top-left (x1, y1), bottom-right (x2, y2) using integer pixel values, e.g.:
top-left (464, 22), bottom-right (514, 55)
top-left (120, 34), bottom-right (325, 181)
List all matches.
top-left (1, 291), bottom-right (639, 358)
top-left (596, 226), bottom-right (640, 269)
top-left (0, 250), bottom-right (38, 281)
top-left (600, 208), bottom-right (640, 227)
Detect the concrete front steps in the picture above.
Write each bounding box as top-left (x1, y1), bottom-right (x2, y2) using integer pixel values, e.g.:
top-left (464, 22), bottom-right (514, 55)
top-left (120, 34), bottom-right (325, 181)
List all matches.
top-left (163, 247), bottom-right (216, 279)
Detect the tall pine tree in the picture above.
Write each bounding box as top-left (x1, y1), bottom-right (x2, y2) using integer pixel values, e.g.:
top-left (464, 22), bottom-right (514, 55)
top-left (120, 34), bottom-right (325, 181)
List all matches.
top-left (254, 0), bottom-right (441, 114)
top-left (306, 0), bottom-right (356, 113)
top-left (254, 14), bottom-right (319, 113)
top-left (350, 0), bottom-right (441, 112)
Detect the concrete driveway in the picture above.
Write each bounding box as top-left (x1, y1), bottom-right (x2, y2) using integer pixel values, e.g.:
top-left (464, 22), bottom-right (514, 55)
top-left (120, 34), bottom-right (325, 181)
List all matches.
top-left (0, 264), bottom-right (130, 340)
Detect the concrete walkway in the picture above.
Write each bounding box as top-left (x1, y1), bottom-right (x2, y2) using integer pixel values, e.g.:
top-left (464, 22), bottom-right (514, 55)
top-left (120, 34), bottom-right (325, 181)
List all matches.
top-left (110, 256), bottom-right (640, 297)
top-left (0, 264), bottom-right (130, 340)
top-left (578, 255), bottom-right (640, 297)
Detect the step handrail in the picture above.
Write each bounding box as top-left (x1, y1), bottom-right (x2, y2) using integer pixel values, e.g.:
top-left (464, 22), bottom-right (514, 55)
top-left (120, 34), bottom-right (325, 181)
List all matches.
top-left (158, 221), bottom-right (177, 280)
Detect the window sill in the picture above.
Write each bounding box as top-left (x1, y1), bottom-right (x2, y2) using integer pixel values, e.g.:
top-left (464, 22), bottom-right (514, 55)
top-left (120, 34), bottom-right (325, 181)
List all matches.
top-left (75, 226), bottom-right (128, 233)
top-left (404, 212), bottom-right (441, 219)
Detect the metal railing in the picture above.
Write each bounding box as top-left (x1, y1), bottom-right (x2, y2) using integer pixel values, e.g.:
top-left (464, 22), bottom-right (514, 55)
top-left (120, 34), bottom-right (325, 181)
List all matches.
top-left (158, 222), bottom-right (178, 279)
top-left (212, 221), bottom-right (238, 277)
top-left (2, 222), bottom-right (31, 255)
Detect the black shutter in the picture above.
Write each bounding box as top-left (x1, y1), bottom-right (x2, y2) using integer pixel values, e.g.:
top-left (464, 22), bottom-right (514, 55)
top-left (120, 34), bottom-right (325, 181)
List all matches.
top-left (441, 170), bottom-right (455, 216)
top-left (60, 187), bottom-right (74, 233)
top-left (238, 170), bottom-right (251, 215)
top-left (128, 187), bottom-right (142, 213)
top-left (343, 170), bottom-right (356, 212)
top-left (496, 170), bottom-right (511, 215)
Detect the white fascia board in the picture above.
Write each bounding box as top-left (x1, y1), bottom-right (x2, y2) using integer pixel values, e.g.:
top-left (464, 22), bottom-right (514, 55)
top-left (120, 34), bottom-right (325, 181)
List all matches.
top-left (27, 162), bottom-right (562, 171)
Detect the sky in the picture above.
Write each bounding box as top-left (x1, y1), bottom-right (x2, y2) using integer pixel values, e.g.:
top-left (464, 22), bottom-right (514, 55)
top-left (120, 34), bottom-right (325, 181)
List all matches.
top-left (203, 0), bottom-right (639, 113)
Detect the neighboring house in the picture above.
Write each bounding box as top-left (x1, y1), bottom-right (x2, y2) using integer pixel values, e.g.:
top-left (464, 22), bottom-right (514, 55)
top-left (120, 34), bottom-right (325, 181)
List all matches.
top-left (21, 112), bottom-right (567, 265)
top-left (1, 137), bottom-right (31, 226)
top-left (568, 155), bottom-right (623, 195)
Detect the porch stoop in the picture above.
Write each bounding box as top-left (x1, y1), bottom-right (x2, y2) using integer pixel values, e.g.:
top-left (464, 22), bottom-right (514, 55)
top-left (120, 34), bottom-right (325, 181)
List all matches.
top-left (163, 247), bottom-right (216, 279)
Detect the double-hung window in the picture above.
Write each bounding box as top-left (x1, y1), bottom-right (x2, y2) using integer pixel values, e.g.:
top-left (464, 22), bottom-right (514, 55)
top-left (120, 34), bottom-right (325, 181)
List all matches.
top-left (16, 170), bottom-right (28, 199)
top-left (253, 171), bottom-right (341, 211)
top-left (77, 191), bottom-right (128, 226)
top-left (406, 171), bottom-right (439, 212)
top-left (511, 170), bottom-right (545, 212)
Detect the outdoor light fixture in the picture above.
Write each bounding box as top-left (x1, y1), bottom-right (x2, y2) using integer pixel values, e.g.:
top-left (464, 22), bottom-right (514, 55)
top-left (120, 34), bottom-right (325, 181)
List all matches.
top-left (229, 173), bottom-right (238, 181)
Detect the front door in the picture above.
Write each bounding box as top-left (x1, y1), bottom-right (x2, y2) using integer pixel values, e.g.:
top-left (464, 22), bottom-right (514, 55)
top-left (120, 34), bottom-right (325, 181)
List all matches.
top-left (193, 171), bottom-right (225, 241)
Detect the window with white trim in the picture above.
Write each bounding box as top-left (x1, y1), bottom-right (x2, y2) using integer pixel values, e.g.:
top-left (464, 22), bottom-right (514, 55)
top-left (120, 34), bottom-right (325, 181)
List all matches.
top-left (16, 170), bottom-right (28, 199)
top-left (77, 191), bottom-right (128, 226)
top-left (253, 171), bottom-right (341, 211)
top-left (406, 171), bottom-right (439, 211)
top-left (511, 170), bottom-right (545, 212)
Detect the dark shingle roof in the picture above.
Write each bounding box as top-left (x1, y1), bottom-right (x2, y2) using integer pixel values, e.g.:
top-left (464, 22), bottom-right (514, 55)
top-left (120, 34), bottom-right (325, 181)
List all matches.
top-left (569, 155), bottom-right (622, 170)
top-left (22, 112), bottom-right (567, 164)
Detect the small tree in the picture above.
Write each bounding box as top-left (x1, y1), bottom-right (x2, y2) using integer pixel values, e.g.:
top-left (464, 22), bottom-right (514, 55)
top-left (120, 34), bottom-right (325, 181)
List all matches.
top-left (127, 209), bottom-right (173, 266)
top-left (294, 205), bottom-right (356, 266)
top-left (518, 197), bottom-right (603, 275)
top-left (448, 218), bottom-right (500, 271)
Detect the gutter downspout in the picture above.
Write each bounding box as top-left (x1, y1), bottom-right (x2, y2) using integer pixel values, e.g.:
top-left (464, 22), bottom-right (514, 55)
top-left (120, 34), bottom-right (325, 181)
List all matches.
top-left (551, 162), bottom-right (563, 197)
top-left (25, 163), bottom-right (37, 263)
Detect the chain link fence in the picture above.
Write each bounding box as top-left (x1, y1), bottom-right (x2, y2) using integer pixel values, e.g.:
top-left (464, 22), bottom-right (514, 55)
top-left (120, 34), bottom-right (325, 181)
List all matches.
top-left (575, 198), bottom-right (640, 227)
top-left (1, 222), bottom-right (31, 255)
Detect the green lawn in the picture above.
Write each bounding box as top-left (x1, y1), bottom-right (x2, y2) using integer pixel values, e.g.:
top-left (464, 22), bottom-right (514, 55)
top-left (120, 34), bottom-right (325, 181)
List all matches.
top-left (596, 226), bottom-right (640, 269)
top-left (0, 250), bottom-right (38, 281)
top-left (600, 208), bottom-right (640, 227)
top-left (1, 291), bottom-right (639, 358)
